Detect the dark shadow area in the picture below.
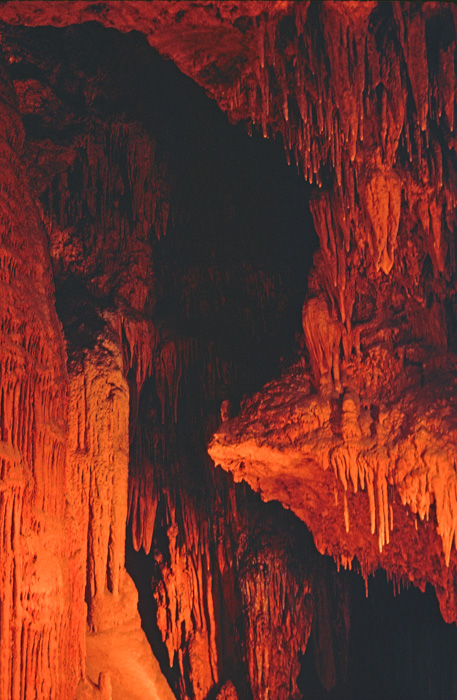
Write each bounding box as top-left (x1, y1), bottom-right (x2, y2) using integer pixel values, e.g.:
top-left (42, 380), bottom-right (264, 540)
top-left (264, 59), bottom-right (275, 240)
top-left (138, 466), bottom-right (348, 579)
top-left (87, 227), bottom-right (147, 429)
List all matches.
top-left (3, 19), bottom-right (318, 396)
top-left (299, 566), bottom-right (457, 700)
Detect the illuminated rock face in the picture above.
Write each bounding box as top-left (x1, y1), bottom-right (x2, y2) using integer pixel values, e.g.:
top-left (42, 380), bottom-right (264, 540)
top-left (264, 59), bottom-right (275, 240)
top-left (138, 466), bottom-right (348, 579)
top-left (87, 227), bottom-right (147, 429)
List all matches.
top-left (1, 2), bottom-right (457, 699)
top-left (206, 0), bottom-right (457, 625)
top-left (0, 54), bottom-right (85, 699)
top-left (0, 20), bottom-right (316, 698)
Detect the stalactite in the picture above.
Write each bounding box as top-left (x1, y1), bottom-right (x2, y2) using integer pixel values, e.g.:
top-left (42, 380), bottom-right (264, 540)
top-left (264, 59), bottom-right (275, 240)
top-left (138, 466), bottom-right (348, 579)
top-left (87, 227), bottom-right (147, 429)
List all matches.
top-left (302, 294), bottom-right (342, 390)
top-left (152, 499), bottom-right (220, 700)
top-left (238, 541), bottom-right (313, 700)
top-left (210, 351), bottom-right (457, 624)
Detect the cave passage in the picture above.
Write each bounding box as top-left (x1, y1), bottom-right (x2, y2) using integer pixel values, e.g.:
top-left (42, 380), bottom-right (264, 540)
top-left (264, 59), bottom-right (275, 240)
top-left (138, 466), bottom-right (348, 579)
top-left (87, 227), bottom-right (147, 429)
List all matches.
top-left (2, 5), bottom-right (457, 700)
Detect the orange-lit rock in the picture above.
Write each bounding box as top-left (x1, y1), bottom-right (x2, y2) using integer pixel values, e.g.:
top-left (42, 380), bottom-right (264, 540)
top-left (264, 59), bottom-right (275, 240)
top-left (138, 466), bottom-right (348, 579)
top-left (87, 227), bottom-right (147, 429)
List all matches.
top-left (0, 17), bottom-right (318, 697)
top-left (1, 1), bottom-right (457, 698)
top-left (68, 323), bottom-right (129, 628)
top-left (0, 50), bottom-right (84, 699)
top-left (209, 362), bottom-right (457, 618)
top-left (204, 0), bottom-right (457, 629)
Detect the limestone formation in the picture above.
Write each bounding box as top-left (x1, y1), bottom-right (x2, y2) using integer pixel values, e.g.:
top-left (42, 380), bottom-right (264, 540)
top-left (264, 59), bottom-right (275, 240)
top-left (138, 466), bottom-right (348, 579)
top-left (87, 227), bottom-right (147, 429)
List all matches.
top-left (0, 2), bottom-right (457, 699)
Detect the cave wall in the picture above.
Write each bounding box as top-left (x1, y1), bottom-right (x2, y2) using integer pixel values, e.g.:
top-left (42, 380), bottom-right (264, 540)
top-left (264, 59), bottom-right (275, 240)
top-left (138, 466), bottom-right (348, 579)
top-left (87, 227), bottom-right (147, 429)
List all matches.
top-left (1, 2), bottom-right (457, 699)
top-left (0, 21), bottom-right (319, 699)
top-left (0, 46), bottom-right (84, 699)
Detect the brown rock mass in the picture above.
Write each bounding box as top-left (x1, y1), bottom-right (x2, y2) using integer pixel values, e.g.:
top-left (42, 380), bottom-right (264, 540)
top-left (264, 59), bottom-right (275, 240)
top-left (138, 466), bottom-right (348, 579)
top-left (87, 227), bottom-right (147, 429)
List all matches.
top-left (0, 2), bottom-right (457, 699)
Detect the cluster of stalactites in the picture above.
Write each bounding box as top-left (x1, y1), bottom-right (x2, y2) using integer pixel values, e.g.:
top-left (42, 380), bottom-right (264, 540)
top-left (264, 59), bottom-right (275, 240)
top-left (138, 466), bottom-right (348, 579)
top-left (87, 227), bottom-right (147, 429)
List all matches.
top-left (329, 392), bottom-right (392, 555)
top-left (152, 499), bottom-right (220, 700)
top-left (225, 2), bottom-right (455, 187)
top-left (125, 325), bottom-right (200, 555)
top-left (328, 388), bottom-right (457, 568)
top-left (151, 480), bottom-right (315, 700)
top-left (47, 121), bottom-right (170, 315)
top-left (222, 1), bottom-right (457, 341)
top-left (239, 544), bottom-right (313, 700)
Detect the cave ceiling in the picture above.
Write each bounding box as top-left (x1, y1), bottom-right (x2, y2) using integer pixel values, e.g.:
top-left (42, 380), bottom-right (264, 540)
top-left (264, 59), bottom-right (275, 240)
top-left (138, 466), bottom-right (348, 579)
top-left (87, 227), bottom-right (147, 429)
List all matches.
top-left (2, 2), bottom-right (457, 698)
top-left (2, 0), bottom-right (457, 615)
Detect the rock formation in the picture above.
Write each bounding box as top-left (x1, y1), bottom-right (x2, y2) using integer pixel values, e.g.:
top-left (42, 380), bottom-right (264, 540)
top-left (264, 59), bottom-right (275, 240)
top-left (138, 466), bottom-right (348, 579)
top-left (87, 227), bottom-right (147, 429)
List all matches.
top-left (207, 0), bottom-right (457, 625)
top-left (0, 2), bottom-right (457, 699)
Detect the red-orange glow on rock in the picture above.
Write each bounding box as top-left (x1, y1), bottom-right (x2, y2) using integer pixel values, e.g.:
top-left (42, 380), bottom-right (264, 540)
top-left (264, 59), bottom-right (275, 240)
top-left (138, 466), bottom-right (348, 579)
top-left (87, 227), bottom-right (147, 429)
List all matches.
top-left (200, 0), bottom-right (457, 628)
top-left (0, 53), bottom-right (84, 698)
top-left (1, 1), bottom-right (457, 698)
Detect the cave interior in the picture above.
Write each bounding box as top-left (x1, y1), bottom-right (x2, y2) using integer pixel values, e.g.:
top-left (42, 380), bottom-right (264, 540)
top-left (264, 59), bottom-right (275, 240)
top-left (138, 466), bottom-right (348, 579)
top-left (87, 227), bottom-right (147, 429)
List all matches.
top-left (1, 2), bottom-right (457, 699)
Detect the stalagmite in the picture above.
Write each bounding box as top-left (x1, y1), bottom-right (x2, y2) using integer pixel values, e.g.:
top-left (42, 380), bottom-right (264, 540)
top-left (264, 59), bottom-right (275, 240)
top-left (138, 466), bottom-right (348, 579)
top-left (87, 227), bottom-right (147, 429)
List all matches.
top-left (68, 323), bottom-right (129, 625)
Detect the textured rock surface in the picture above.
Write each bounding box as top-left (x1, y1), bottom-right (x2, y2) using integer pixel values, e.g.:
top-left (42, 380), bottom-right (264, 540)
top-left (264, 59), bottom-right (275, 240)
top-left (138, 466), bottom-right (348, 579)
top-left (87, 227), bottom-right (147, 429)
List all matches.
top-left (0, 19), bottom-right (317, 699)
top-left (204, 0), bottom-right (457, 625)
top-left (1, 2), bottom-right (457, 699)
top-left (0, 49), bottom-right (85, 700)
